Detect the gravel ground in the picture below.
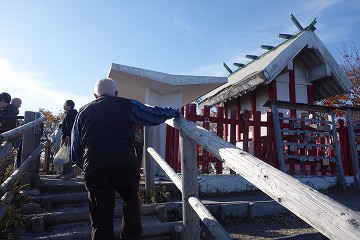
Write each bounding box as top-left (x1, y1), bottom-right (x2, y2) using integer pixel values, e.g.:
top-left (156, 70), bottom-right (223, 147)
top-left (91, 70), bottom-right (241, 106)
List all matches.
top-left (210, 214), bottom-right (319, 240)
top-left (201, 189), bottom-right (360, 240)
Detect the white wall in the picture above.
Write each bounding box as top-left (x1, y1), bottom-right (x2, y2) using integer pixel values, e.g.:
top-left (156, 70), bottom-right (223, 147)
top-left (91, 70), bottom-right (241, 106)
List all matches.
top-left (145, 87), bottom-right (182, 176)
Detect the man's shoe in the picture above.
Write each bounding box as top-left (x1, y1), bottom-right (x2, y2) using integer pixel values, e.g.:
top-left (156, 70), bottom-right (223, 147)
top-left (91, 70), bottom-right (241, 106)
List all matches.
top-left (55, 174), bottom-right (63, 179)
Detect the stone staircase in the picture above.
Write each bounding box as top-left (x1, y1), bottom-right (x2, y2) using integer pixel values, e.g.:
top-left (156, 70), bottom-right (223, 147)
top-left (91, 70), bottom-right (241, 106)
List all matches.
top-left (14, 175), bottom-right (184, 240)
top-left (10, 174), bottom-right (353, 239)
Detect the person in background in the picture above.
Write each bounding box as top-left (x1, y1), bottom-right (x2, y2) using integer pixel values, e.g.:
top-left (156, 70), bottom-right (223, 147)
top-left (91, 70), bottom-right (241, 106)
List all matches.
top-left (51, 123), bottom-right (63, 174)
top-left (71, 78), bottom-right (180, 240)
top-left (9, 97), bottom-right (23, 168)
top-left (10, 97), bottom-right (22, 109)
top-left (0, 92), bottom-right (19, 133)
top-left (57, 100), bottom-right (77, 180)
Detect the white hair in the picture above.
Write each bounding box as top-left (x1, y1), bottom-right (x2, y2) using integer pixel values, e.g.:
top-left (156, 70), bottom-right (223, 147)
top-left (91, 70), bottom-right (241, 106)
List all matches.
top-left (94, 78), bottom-right (118, 96)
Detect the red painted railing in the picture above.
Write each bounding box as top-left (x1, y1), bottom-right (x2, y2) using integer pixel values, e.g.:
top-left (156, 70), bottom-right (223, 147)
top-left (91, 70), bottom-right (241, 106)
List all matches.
top-left (165, 103), bottom-right (360, 178)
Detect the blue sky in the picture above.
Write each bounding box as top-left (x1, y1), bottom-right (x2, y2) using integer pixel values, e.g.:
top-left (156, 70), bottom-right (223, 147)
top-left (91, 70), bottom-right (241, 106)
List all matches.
top-left (0, 0), bottom-right (359, 116)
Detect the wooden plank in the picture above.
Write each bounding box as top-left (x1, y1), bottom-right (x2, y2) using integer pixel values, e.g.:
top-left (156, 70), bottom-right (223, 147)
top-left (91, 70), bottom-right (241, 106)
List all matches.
top-left (166, 117), bottom-right (360, 240)
top-left (188, 197), bottom-right (231, 240)
top-left (0, 116), bottom-right (47, 144)
top-left (345, 109), bottom-right (360, 190)
top-left (0, 141), bottom-right (13, 165)
top-left (180, 133), bottom-right (200, 240)
top-left (270, 104), bottom-right (286, 171)
top-left (264, 100), bottom-right (337, 112)
top-left (0, 143), bottom-right (45, 197)
top-left (147, 147), bottom-right (182, 192)
top-left (21, 111), bottom-right (36, 189)
top-left (148, 147), bottom-right (231, 239)
top-left (329, 110), bottom-right (346, 190)
top-left (0, 192), bottom-right (13, 222)
top-left (144, 126), bottom-right (155, 195)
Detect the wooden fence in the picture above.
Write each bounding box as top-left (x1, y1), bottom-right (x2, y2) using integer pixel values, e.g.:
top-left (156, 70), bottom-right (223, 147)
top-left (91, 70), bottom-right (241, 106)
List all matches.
top-left (154, 116), bottom-right (360, 239)
top-left (165, 101), bottom-right (360, 184)
top-left (0, 112), bottom-right (47, 222)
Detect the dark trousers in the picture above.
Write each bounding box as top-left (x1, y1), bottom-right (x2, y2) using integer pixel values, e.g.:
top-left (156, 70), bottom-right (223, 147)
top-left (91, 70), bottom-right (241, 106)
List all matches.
top-left (85, 165), bottom-right (141, 240)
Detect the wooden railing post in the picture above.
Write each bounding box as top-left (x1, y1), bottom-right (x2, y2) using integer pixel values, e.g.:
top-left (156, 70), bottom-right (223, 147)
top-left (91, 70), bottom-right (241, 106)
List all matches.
top-left (345, 108), bottom-right (360, 190)
top-left (43, 140), bottom-right (51, 173)
top-left (269, 104), bottom-right (286, 171)
top-left (166, 117), bottom-right (360, 240)
top-left (180, 132), bottom-right (199, 240)
top-left (144, 126), bottom-right (154, 195)
top-left (31, 112), bottom-right (41, 174)
top-left (329, 110), bottom-right (346, 190)
top-left (20, 111), bottom-right (36, 189)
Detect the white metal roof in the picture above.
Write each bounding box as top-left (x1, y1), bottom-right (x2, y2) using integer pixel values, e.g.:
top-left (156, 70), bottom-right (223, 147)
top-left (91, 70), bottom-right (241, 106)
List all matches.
top-left (108, 63), bottom-right (227, 105)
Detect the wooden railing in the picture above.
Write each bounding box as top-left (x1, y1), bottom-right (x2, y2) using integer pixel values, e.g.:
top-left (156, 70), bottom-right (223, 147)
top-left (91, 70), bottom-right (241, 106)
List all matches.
top-left (146, 117), bottom-right (360, 240)
top-left (166, 102), bottom-right (360, 182)
top-left (0, 112), bottom-right (47, 222)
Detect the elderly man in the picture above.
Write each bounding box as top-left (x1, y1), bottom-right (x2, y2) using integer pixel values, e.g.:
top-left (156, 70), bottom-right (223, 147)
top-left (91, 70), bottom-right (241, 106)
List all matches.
top-left (71, 78), bottom-right (180, 240)
top-left (0, 92), bottom-right (19, 133)
top-left (10, 98), bottom-right (22, 109)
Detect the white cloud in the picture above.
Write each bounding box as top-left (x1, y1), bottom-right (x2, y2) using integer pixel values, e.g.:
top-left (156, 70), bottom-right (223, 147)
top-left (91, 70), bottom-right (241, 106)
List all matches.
top-left (0, 57), bottom-right (92, 116)
top-left (173, 16), bottom-right (195, 34)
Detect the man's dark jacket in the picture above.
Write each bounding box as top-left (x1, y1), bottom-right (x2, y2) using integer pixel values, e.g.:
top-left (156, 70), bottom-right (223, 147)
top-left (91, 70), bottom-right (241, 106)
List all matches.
top-left (0, 104), bottom-right (19, 133)
top-left (76, 96), bottom-right (137, 176)
top-left (62, 108), bottom-right (78, 139)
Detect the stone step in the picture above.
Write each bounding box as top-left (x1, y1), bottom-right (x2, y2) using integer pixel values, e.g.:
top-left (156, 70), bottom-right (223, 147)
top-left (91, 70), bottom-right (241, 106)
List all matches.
top-left (21, 217), bottom-right (182, 240)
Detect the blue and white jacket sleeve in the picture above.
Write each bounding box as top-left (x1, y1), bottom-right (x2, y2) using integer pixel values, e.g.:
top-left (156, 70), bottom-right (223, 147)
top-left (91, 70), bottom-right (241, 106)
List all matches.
top-left (70, 114), bottom-right (83, 169)
top-left (131, 99), bottom-right (181, 126)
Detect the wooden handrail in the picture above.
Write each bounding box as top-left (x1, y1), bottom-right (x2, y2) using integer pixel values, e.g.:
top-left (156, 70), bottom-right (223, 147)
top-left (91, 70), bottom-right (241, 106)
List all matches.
top-left (0, 192), bottom-right (13, 222)
top-left (165, 117), bottom-right (360, 240)
top-left (147, 147), bottom-right (232, 240)
top-left (0, 142), bottom-right (45, 197)
top-left (0, 116), bottom-right (47, 144)
top-left (0, 141), bottom-right (13, 165)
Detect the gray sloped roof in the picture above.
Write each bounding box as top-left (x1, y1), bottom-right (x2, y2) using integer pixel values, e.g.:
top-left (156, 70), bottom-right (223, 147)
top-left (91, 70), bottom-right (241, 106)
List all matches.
top-left (200, 30), bottom-right (352, 107)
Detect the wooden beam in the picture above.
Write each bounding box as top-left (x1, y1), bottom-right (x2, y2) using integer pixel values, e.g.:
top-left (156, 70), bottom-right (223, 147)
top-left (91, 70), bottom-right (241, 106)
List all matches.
top-left (165, 117), bottom-right (360, 240)
top-left (180, 133), bottom-right (200, 240)
top-left (0, 116), bottom-right (47, 144)
top-left (144, 126), bottom-right (155, 195)
top-left (329, 110), bottom-right (346, 189)
top-left (147, 147), bottom-right (232, 239)
top-left (188, 197), bottom-right (232, 240)
top-left (344, 108), bottom-right (360, 189)
top-left (290, 13), bottom-right (304, 31)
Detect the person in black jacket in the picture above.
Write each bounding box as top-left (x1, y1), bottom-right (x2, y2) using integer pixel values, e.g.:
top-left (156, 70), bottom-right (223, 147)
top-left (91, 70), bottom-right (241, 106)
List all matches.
top-left (71, 78), bottom-right (180, 240)
top-left (57, 99), bottom-right (78, 179)
top-left (0, 92), bottom-right (19, 133)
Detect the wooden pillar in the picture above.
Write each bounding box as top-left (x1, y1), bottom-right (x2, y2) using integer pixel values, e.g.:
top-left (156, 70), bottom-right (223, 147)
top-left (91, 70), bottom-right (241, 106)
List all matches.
top-left (345, 109), bottom-right (360, 189)
top-left (180, 132), bottom-right (199, 240)
top-left (289, 70), bottom-right (296, 117)
top-left (271, 105), bottom-right (286, 171)
top-left (43, 140), bottom-right (51, 173)
top-left (144, 126), bottom-right (154, 195)
top-left (268, 80), bottom-right (277, 101)
top-left (224, 102), bottom-right (228, 141)
top-left (20, 111), bottom-right (36, 189)
top-left (307, 85), bottom-right (314, 104)
top-left (31, 112), bottom-right (41, 174)
top-left (236, 97), bottom-right (241, 142)
top-left (329, 110), bottom-right (346, 190)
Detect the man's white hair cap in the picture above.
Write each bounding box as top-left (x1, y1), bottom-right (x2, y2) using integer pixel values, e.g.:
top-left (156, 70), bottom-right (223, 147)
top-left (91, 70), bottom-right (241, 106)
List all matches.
top-left (94, 78), bottom-right (118, 96)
